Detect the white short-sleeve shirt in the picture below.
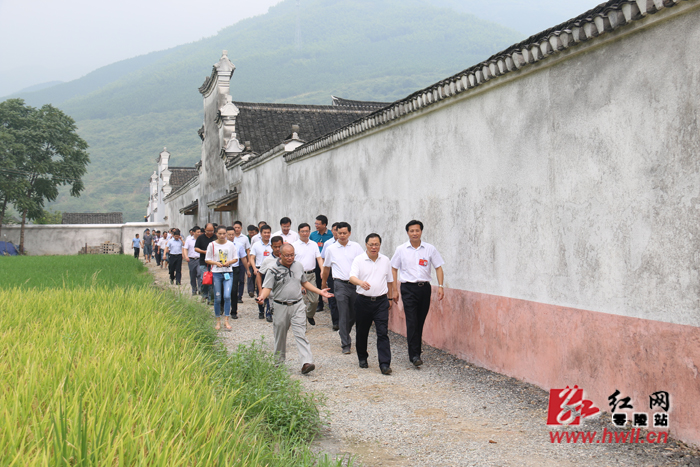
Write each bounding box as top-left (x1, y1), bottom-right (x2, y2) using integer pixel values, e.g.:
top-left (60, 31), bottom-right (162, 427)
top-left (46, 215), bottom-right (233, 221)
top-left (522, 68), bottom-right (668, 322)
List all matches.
top-left (272, 230), bottom-right (299, 244)
top-left (251, 233), bottom-right (262, 245)
top-left (320, 237), bottom-right (336, 259)
top-left (350, 252), bottom-right (393, 297)
top-left (184, 237), bottom-right (199, 258)
top-left (292, 239), bottom-right (321, 272)
top-left (323, 240), bottom-right (364, 281)
top-left (234, 234), bottom-right (251, 251)
top-left (390, 241), bottom-right (445, 283)
top-left (250, 241), bottom-right (273, 267)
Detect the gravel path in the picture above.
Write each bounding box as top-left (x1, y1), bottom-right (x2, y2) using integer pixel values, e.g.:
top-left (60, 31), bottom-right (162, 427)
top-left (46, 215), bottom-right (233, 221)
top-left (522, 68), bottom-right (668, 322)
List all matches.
top-left (143, 259), bottom-right (699, 466)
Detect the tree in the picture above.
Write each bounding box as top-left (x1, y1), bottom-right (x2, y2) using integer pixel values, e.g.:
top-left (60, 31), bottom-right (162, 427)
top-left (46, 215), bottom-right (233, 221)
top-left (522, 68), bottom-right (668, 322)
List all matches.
top-left (34, 209), bottom-right (63, 225)
top-left (0, 99), bottom-right (89, 253)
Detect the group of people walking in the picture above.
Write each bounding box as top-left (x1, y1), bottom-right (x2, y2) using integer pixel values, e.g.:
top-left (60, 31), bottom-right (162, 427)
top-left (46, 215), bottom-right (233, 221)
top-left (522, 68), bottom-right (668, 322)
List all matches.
top-left (136, 216), bottom-right (445, 376)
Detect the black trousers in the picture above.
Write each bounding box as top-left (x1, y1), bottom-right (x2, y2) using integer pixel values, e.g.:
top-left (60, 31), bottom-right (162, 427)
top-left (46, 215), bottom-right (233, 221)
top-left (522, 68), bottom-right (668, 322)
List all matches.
top-left (327, 272), bottom-right (338, 325)
top-left (257, 272), bottom-right (271, 316)
top-left (355, 294), bottom-right (391, 366)
top-left (133, 248), bottom-right (139, 258)
top-left (230, 267), bottom-right (240, 315)
top-left (155, 249), bottom-right (162, 265)
top-left (168, 254), bottom-right (182, 284)
top-left (314, 262), bottom-right (324, 311)
top-left (237, 263), bottom-right (246, 299)
top-left (400, 282), bottom-right (432, 361)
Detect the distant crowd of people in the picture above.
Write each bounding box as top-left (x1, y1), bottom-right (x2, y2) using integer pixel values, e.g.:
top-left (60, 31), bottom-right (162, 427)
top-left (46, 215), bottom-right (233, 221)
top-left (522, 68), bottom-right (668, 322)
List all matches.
top-left (132, 216), bottom-right (445, 376)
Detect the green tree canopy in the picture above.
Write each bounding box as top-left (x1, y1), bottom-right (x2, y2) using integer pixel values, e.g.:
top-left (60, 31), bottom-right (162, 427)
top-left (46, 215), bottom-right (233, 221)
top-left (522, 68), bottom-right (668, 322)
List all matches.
top-left (0, 98), bottom-right (89, 252)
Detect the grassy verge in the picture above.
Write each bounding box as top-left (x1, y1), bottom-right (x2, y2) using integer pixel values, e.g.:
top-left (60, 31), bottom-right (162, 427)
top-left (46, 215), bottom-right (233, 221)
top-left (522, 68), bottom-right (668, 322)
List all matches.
top-left (0, 256), bottom-right (346, 466)
top-left (0, 255), bottom-right (152, 289)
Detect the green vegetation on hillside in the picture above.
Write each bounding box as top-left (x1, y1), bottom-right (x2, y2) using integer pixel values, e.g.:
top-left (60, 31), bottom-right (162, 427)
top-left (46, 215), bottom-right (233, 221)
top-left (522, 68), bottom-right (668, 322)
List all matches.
top-left (0, 255), bottom-right (342, 466)
top-left (12, 0), bottom-right (522, 221)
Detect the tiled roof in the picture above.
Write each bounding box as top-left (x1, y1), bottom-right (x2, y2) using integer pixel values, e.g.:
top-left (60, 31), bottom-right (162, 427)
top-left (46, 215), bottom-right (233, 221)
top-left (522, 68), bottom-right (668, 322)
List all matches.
top-left (62, 212), bottom-right (123, 224)
top-left (169, 167), bottom-right (198, 188)
top-left (233, 102), bottom-right (379, 154)
top-left (331, 96), bottom-right (390, 110)
top-left (285, 0), bottom-right (691, 163)
top-left (179, 200), bottom-right (199, 214)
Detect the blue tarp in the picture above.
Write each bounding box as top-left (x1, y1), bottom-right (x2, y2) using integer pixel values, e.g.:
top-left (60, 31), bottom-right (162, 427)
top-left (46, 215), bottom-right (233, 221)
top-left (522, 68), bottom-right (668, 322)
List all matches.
top-left (0, 241), bottom-right (19, 256)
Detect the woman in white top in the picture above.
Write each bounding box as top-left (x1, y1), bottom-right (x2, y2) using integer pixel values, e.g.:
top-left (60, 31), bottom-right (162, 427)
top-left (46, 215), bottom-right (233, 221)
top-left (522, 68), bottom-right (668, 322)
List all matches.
top-left (205, 226), bottom-right (239, 330)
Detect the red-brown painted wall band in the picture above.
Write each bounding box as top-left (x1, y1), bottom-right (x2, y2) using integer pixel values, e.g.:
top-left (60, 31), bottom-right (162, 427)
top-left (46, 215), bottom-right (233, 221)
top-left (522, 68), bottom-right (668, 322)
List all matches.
top-left (389, 286), bottom-right (700, 446)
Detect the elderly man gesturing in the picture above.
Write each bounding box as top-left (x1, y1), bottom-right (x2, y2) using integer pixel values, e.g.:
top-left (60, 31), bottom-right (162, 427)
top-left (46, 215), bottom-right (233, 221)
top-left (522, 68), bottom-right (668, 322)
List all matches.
top-left (257, 244), bottom-right (334, 374)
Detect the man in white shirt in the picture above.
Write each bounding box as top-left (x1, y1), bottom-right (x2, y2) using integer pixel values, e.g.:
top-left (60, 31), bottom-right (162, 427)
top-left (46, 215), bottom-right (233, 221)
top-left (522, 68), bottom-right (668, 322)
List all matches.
top-left (350, 233), bottom-right (394, 375)
top-left (184, 226), bottom-right (201, 296)
top-left (246, 224), bottom-right (259, 295)
top-left (165, 229), bottom-right (185, 286)
top-left (251, 221), bottom-right (266, 245)
top-left (322, 222), bottom-right (364, 354)
top-left (292, 223), bottom-right (324, 325)
top-left (256, 235), bottom-right (284, 322)
top-left (391, 220), bottom-right (445, 367)
top-left (233, 221), bottom-right (252, 303)
top-left (153, 231), bottom-right (162, 266)
top-left (320, 223), bottom-right (339, 329)
top-left (251, 226), bottom-right (274, 320)
top-left (157, 234), bottom-right (168, 269)
top-left (272, 216), bottom-right (299, 243)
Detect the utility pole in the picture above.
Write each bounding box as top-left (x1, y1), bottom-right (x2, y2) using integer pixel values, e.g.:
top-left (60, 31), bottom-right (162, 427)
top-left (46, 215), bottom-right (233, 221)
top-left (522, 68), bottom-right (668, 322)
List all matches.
top-left (295, 0), bottom-right (303, 52)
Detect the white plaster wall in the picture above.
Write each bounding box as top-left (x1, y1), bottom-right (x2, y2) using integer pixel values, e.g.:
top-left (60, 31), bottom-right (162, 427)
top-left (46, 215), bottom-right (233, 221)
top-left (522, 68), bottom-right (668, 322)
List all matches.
top-left (1, 223), bottom-right (168, 256)
top-left (229, 8), bottom-right (700, 327)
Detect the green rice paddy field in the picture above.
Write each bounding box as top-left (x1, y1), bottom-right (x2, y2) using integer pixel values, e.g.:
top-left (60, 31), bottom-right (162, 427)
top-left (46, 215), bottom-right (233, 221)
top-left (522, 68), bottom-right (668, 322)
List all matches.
top-left (0, 255), bottom-right (344, 466)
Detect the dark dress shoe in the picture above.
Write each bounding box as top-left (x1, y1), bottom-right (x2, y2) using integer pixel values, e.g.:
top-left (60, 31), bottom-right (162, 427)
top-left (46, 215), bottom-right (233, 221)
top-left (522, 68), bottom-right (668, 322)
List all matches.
top-left (307, 317), bottom-right (315, 325)
top-left (301, 363), bottom-right (315, 374)
top-left (258, 312), bottom-right (264, 319)
top-left (237, 298), bottom-right (243, 304)
top-left (411, 356), bottom-right (423, 367)
top-left (266, 315), bottom-right (273, 323)
top-left (232, 313), bottom-right (239, 319)
top-left (248, 292), bottom-right (255, 298)
top-left (332, 324), bottom-right (339, 331)
top-left (380, 365), bottom-right (392, 375)
top-left (359, 360), bottom-right (368, 368)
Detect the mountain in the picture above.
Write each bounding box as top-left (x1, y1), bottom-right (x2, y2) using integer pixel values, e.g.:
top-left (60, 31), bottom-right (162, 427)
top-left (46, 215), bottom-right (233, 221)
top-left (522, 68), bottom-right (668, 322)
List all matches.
top-left (12, 81), bottom-right (64, 94)
top-left (8, 0), bottom-right (523, 221)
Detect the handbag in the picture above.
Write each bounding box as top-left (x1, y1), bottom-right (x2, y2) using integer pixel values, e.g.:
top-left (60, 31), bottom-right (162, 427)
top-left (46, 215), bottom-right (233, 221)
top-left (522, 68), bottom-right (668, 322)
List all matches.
top-left (202, 243), bottom-right (214, 285)
top-left (202, 269), bottom-right (213, 285)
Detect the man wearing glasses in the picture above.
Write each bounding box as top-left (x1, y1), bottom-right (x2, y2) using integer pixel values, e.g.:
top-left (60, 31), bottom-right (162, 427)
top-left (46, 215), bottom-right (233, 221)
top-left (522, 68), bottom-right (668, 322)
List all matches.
top-left (257, 243), bottom-right (334, 374)
top-left (349, 233), bottom-right (394, 375)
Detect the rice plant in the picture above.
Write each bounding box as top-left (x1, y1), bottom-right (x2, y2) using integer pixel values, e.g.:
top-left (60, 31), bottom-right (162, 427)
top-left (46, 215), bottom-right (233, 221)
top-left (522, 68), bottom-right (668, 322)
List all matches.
top-left (0, 284), bottom-right (344, 466)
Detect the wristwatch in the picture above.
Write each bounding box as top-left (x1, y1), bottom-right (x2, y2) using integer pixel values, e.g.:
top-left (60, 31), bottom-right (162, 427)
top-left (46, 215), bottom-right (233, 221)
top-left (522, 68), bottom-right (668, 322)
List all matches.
top-left (438, 285), bottom-right (444, 288)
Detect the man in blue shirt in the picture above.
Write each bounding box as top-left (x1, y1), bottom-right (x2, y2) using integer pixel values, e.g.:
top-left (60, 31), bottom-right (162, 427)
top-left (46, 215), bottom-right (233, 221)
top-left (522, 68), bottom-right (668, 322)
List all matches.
top-left (310, 215), bottom-right (333, 314)
top-left (132, 234), bottom-right (141, 259)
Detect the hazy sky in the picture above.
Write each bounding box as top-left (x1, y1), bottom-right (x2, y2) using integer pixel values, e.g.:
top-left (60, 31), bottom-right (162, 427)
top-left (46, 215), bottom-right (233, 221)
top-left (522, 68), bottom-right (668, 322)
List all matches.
top-left (0, 0), bottom-right (604, 97)
top-left (0, 0), bottom-right (282, 96)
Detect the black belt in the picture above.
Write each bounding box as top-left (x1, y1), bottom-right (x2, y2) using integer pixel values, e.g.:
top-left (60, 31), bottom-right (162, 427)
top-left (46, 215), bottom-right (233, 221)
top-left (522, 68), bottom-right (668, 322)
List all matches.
top-left (358, 294), bottom-right (387, 302)
top-left (170, 253), bottom-right (182, 256)
top-left (304, 270), bottom-right (315, 274)
top-left (405, 281), bottom-right (428, 287)
top-left (273, 299), bottom-right (302, 306)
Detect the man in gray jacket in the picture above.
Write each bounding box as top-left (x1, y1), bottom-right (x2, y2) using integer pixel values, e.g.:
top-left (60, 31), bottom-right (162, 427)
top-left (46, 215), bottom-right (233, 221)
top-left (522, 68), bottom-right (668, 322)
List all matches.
top-left (257, 243), bottom-right (333, 374)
